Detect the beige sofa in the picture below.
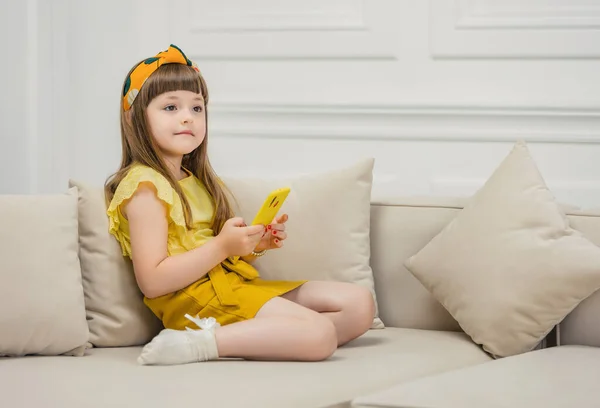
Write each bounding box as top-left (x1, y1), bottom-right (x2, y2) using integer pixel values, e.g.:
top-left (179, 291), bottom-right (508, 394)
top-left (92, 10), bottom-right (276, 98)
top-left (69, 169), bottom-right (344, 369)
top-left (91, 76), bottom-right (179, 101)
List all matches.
top-left (2, 143), bottom-right (600, 408)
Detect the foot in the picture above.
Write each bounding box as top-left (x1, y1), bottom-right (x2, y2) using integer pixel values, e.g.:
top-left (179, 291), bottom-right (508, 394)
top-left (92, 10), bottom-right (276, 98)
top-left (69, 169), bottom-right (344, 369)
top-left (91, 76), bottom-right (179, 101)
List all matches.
top-left (137, 315), bottom-right (220, 365)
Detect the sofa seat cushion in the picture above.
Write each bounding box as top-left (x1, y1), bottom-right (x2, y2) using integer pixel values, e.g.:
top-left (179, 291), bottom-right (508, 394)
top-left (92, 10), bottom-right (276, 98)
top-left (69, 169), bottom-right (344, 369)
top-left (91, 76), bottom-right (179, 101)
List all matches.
top-left (352, 345), bottom-right (600, 408)
top-left (0, 328), bottom-right (491, 408)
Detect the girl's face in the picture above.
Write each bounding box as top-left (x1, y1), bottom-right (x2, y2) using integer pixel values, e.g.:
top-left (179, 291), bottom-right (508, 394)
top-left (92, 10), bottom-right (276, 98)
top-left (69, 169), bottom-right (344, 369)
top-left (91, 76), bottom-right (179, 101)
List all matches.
top-left (146, 90), bottom-right (206, 160)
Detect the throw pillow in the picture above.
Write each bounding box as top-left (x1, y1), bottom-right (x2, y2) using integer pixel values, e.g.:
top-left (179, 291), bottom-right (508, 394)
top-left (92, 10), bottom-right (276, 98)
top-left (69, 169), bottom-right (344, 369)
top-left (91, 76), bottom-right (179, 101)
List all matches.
top-left (404, 141), bottom-right (600, 357)
top-left (69, 180), bottom-right (163, 348)
top-left (224, 158), bottom-right (383, 329)
top-left (0, 188), bottom-right (89, 356)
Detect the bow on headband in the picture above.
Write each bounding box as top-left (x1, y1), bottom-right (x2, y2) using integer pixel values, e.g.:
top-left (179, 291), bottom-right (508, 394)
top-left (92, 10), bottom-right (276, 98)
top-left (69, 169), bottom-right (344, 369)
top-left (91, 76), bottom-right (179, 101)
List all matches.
top-left (122, 44), bottom-right (200, 111)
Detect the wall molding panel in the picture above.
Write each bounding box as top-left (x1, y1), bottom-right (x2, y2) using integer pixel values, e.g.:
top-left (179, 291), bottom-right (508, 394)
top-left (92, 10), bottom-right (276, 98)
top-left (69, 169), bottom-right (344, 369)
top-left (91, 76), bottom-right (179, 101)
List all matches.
top-left (208, 102), bottom-right (600, 144)
top-left (168, 0), bottom-right (394, 60)
top-left (430, 0), bottom-right (600, 58)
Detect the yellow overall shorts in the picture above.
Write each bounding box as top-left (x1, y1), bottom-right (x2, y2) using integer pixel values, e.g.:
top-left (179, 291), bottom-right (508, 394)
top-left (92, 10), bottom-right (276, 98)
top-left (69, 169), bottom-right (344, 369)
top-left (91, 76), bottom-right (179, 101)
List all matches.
top-left (107, 164), bottom-right (306, 330)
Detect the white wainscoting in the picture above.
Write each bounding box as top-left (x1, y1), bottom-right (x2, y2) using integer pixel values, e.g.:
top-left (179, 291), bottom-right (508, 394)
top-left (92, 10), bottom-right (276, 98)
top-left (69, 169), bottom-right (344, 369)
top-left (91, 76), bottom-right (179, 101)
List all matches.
top-left (431, 0), bottom-right (600, 58)
top-left (3, 0), bottom-right (600, 209)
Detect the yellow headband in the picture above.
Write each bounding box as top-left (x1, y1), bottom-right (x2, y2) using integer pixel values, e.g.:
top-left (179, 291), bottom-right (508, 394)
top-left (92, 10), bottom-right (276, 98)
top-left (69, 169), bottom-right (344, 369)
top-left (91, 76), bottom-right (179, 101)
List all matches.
top-left (122, 44), bottom-right (200, 111)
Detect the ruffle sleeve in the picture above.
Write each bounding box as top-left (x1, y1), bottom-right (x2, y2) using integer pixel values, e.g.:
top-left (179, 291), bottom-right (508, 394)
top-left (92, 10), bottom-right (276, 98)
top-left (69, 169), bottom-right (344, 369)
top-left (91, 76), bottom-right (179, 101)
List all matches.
top-left (106, 165), bottom-right (188, 257)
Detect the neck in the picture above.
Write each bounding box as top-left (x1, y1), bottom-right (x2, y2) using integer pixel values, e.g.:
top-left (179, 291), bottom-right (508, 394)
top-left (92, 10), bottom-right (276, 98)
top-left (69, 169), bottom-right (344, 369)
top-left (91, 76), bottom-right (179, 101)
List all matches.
top-left (163, 156), bottom-right (185, 180)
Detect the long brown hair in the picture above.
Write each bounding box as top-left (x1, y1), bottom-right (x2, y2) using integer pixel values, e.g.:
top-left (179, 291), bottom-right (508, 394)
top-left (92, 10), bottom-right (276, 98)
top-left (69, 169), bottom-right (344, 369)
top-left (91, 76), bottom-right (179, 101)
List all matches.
top-left (105, 61), bottom-right (234, 233)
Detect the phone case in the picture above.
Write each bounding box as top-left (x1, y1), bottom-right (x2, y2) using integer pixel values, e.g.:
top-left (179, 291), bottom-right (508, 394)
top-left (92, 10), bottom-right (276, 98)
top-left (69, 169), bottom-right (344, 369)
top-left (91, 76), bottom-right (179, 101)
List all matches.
top-left (251, 187), bottom-right (291, 226)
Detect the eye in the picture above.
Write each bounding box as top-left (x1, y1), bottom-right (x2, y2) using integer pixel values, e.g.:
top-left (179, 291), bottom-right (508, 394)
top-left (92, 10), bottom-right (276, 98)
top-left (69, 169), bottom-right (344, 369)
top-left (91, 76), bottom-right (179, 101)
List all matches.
top-left (193, 106), bottom-right (203, 113)
top-left (164, 105), bottom-right (176, 111)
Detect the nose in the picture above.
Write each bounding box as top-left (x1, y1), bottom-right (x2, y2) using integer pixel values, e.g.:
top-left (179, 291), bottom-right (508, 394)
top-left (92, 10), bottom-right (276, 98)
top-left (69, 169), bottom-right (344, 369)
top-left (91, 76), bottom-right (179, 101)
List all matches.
top-left (181, 110), bottom-right (194, 124)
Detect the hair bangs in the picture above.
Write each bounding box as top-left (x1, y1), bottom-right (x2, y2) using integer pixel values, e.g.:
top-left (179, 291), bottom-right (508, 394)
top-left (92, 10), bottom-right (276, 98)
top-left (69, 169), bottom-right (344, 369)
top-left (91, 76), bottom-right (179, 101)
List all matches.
top-left (142, 63), bottom-right (206, 106)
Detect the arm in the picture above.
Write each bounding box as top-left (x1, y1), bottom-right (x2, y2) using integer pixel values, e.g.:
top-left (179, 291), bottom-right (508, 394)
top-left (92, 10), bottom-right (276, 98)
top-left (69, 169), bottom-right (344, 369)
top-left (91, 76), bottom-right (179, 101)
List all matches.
top-left (125, 183), bottom-right (228, 298)
top-left (125, 183), bottom-right (264, 299)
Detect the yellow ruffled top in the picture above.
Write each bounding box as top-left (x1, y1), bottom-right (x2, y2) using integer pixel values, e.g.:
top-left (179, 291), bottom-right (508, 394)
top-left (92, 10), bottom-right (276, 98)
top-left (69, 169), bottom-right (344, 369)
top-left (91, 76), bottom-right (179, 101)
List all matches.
top-left (107, 164), bottom-right (216, 258)
top-left (106, 163), bottom-right (266, 315)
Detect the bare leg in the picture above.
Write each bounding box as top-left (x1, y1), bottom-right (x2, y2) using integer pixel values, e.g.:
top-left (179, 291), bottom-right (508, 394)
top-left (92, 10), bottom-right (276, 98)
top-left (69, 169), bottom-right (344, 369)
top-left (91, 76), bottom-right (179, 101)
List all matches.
top-left (138, 283), bottom-right (372, 365)
top-left (282, 281), bottom-right (375, 346)
top-left (214, 296), bottom-right (338, 361)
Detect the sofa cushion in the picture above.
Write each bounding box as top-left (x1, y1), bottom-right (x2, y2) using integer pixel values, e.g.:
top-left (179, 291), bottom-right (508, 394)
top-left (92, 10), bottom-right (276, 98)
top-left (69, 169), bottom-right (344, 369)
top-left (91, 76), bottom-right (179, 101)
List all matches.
top-left (370, 198), bottom-right (465, 331)
top-left (558, 209), bottom-right (600, 347)
top-left (0, 328), bottom-right (490, 408)
top-left (404, 141), bottom-right (600, 358)
top-left (0, 188), bottom-right (88, 356)
top-left (70, 158), bottom-right (382, 348)
top-left (223, 158), bottom-right (383, 329)
top-left (352, 345), bottom-right (600, 408)
top-left (69, 180), bottom-right (163, 348)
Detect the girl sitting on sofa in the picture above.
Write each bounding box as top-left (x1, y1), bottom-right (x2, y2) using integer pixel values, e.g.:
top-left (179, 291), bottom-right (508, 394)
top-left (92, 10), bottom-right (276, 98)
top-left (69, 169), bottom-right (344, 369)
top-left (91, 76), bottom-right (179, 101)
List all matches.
top-left (104, 44), bottom-right (375, 365)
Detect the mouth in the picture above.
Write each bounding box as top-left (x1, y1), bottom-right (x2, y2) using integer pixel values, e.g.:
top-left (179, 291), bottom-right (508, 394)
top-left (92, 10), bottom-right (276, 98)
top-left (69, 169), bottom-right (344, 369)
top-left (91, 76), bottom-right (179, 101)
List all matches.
top-left (175, 131), bottom-right (194, 136)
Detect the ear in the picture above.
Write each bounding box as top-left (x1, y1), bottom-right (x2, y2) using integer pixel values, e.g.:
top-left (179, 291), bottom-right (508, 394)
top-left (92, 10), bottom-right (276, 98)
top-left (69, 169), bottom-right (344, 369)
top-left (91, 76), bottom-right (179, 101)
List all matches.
top-left (125, 110), bottom-right (133, 125)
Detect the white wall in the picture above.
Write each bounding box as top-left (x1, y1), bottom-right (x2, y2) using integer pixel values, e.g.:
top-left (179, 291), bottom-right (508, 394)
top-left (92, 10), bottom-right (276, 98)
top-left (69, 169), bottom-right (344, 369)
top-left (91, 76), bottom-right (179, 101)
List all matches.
top-left (1, 1), bottom-right (29, 194)
top-left (3, 0), bottom-right (600, 207)
top-left (1, 0), bottom-right (71, 194)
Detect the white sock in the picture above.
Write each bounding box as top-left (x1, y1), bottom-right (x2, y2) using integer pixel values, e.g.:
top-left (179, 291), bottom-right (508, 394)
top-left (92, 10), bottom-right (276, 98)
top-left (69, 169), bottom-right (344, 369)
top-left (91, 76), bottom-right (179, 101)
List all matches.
top-left (137, 315), bottom-right (220, 365)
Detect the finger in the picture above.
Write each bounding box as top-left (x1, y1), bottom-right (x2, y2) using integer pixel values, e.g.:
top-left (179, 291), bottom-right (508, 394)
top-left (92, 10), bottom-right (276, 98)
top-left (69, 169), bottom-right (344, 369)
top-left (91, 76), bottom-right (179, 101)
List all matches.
top-left (275, 213), bottom-right (288, 224)
top-left (229, 217), bottom-right (246, 227)
top-left (272, 237), bottom-right (283, 248)
top-left (268, 218), bottom-right (287, 231)
top-left (246, 225), bottom-right (266, 236)
top-left (268, 224), bottom-right (285, 233)
top-left (270, 230), bottom-right (287, 240)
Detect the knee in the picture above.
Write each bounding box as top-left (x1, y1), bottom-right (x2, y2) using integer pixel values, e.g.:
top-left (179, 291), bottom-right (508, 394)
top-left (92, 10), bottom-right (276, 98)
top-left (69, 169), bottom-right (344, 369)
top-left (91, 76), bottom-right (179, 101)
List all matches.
top-left (353, 286), bottom-right (376, 332)
top-left (303, 316), bottom-right (337, 362)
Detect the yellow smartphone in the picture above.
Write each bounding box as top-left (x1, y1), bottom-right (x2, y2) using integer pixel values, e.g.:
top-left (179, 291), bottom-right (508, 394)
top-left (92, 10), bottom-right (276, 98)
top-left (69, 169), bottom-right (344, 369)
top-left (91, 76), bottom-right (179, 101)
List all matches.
top-left (251, 187), bottom-right (291, 226)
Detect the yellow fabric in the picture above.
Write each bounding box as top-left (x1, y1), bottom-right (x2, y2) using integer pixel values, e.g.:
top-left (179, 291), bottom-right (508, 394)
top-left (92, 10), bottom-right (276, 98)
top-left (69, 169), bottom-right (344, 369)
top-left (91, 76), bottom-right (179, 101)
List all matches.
top-left (107, 164), bottom-right (305, 329)
top-left (122, 44), bottom-right (200, 111)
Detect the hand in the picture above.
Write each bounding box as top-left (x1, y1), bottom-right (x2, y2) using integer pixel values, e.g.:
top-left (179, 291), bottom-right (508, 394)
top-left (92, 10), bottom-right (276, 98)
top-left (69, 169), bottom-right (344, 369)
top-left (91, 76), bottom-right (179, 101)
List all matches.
top-left (216, 217), bottom-right (265, 257)
top-left (254, 214), bottom-right (288, 252)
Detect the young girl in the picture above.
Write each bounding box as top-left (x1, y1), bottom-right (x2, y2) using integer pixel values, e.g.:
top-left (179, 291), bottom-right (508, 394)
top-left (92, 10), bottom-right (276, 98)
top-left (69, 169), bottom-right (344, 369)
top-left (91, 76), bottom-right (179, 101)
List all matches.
top-left (105, 44), bottom-right (375, 365)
